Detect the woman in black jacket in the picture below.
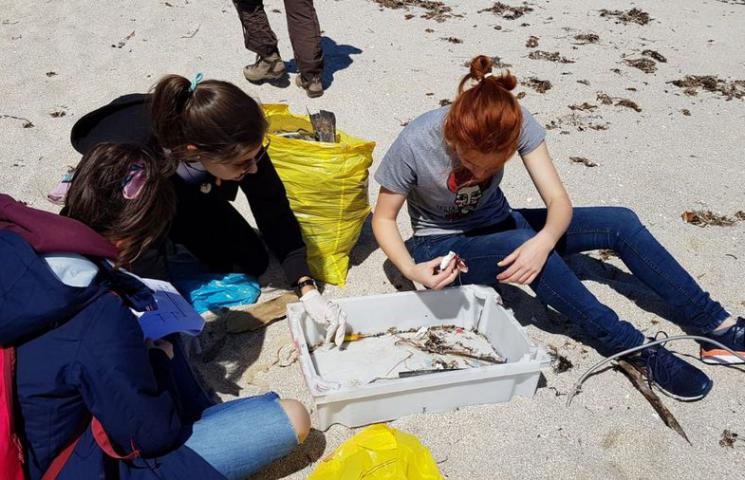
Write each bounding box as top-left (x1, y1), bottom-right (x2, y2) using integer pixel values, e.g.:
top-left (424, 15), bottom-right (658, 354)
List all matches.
top-left (71, 74), bottom-right (346, 346)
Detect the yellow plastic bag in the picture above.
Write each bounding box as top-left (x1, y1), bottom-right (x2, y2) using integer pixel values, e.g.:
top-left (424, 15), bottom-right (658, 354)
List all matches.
top-left (308, 424), bottom-right (444, 480)
top-left (263, 104), bottom-right (374, 287)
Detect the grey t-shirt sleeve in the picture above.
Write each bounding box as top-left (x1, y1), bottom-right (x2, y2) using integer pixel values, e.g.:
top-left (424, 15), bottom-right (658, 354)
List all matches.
top-left (517, 106), bottom-right (546, 157)
top-left (374, 135), bottom-right (418, 194)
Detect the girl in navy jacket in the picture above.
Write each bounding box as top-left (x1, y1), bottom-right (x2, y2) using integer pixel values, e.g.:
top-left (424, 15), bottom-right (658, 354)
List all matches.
top-left (0, 143), bottom-right (309, 480)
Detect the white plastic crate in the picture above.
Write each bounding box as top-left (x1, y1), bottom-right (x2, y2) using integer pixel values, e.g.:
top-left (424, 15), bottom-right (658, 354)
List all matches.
top-left (288, 285), bottom-right (550, 429)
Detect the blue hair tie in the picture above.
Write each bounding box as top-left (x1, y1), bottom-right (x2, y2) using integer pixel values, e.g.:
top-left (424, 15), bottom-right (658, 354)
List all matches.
top-left (189, 72), bottom-right (204, 92)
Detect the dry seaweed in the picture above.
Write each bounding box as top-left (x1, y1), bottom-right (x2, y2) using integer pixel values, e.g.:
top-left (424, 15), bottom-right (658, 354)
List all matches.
top-left (440, 36), bottom-right (462, 44)
top-left (720, 429), bottom-right (740, 448)
top-left (569, 102), bottom-right (597, 111)
top-left (670, 75), bottom-right (745, 100)
top-left (478, 2), bottom-right (533, 20)
top-left (597, 92), bottom-right (613, 105)
top-left (625, 58), bottom-right (657, 74)
top-left (642, 49), bottom-right (667, 63)
top-left (528, 50), bottom-right (574, 63)
top-left (516, 92), bottom-right (527, 99)
top-left (574, 33), bottom-right (599, 45)
top-left (681, 109), bottom-right (691, 116)
top-left (373, 0), bottom-right (455, 22)
top-left (599, 8), bottom-right (651, 25)
top-left (1, 114), bottom-right (34, 128)
top-left (526, 35), bottom-right (539, 48)
top-left (45, 71), bottom-right (57, 77)
top-left (682, 210), bottom-right (745, 227)
top-left (521, 77), bottom-right (552, 93)
top-left (545, 112), bottom-right (609, 132)
top-left (439, 98), bottom-right (452, 106)
top-left (615, 99), bottom-right (642, 112)
top-left (577, 79), bottom-right (591, 86)
top-left (396, 329), bottom-right (505, 364)
top-left (547, 345), bottom-right (573, 373)
top-left (598, 249), bottom-right (617, 261)
top-left (595, 93), bottom-right (642, 112)
top-left (569, 156), bottom-right (598, 167)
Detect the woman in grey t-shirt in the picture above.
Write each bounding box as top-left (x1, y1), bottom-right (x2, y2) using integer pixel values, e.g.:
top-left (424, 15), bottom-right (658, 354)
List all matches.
top-left (372, 55), bottom-right (744, 402)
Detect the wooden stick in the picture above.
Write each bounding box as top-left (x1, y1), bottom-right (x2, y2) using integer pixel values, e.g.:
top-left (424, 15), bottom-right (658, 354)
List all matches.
top-left (616, 359), bottom-right (691, 444)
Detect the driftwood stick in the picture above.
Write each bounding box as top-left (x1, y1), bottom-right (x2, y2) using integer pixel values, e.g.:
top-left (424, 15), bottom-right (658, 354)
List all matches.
top-left (616, 359), bottom-right (691, 444)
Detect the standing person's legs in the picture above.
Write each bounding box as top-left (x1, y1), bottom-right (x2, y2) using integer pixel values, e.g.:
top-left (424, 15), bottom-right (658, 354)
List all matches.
top-left (234, 0), bottom-right (287, 81)
top-left (516, 207), bottom-right (730, 334)
top-left (284, 0), bottom-right (323, 77)
top-left (233, 0), bottom-right (279, 57)
top-left (170, 179), bottom-right (270, 278)
top-left (285, 0), bottom-right (324, 96)
top-left (183, 393), bottom-right (310, 480)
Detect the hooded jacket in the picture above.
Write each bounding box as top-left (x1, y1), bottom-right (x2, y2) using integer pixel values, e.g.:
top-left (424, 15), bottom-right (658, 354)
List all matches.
top-left (0, 194), bottom-right (223, 480)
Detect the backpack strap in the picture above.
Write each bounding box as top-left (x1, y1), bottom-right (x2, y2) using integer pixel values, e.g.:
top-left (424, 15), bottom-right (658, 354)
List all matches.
top-left (91, 417), bottom-right (140, 461)
top-left (40, 416), bottom-right (141, 480)
top-left (40, 427), bottom-right (83, 480)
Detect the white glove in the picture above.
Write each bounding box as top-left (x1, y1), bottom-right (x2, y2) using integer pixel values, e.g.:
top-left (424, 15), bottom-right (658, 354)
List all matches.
top-left (301, 290), bottom-right (347, 348)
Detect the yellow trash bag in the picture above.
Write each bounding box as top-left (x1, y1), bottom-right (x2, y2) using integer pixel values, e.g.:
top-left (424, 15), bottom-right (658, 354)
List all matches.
top-left (263, 104), bottom-right (375, 287)
top-left (308, 424), bottom-right (444, 480)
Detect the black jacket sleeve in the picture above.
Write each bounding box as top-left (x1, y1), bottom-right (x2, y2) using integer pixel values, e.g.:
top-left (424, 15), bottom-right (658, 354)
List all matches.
top-left (239, 155), bottom-right (311, 284)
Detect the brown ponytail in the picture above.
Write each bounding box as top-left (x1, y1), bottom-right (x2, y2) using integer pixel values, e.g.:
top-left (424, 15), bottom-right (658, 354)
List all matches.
top-left (150, 74), bottom-right (268, 165)
top-left (445, 55), bottom-right (522, 168)
top-left (63, 143), bottom-right (176, 266)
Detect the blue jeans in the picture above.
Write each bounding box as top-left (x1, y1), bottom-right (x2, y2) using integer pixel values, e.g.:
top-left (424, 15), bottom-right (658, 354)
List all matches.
top-left (406, 207), bottom-right (729, 355)
top-left (184, 392), bottom-right (299, 480)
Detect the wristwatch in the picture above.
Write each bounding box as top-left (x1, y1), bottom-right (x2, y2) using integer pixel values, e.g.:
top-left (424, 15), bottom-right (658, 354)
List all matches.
top-left (295, 277), bottom-right (316, 296)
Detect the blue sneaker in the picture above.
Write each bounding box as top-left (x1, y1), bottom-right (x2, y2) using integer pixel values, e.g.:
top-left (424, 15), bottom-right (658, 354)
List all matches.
top-left (702, 317), bottom-right (745, 365)
top-left (628, 343), bottom-right (712, 401)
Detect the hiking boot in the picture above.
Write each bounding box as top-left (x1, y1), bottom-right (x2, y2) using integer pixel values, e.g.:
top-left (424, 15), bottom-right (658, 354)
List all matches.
top-left (243, 53), bottom-right (286, 83)
top-left (626, 343), bottom-right (712, 401)
top-left (701, 316), bottom-right (745, 364)
top-left (295, 73), bottom-right (323, 98)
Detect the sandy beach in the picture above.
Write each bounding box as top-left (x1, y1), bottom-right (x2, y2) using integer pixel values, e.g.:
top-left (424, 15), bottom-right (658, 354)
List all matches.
top-left (2, 0), bottom-right (745, 478)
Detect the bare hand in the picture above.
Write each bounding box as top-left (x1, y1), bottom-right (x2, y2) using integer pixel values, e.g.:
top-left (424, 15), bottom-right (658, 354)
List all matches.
top-left (146, 339), bottom-right (174, 359)
top-left (497, 235), bottom-right (553, 285)
top-left (406, 255), bottom-right (468, 290)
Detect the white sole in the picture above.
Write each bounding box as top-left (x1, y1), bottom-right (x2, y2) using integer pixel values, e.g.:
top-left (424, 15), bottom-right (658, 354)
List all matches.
top-left (653, 383), bottom-right (710, 402)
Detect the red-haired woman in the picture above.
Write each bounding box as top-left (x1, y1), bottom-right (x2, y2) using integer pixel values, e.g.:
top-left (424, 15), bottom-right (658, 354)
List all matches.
top-left (372, 55), bottom-right (743, 402)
